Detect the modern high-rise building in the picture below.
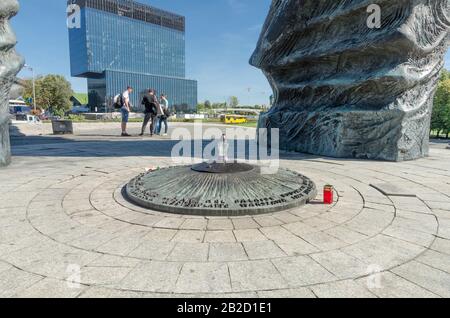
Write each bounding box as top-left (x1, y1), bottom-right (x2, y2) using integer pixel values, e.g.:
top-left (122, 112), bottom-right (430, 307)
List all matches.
top-left (67, 0), bottom-right (197, 112)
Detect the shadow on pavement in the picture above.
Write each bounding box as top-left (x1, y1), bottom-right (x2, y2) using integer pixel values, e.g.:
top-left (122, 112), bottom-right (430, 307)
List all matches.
top-left (11, 132), bottom-right (280, 160)
top-left (12, 125), bottom-right (442, 163)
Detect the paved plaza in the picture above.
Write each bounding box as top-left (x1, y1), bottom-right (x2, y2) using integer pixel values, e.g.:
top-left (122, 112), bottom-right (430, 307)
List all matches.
top-left (1, 122), bottom-right (450, 298)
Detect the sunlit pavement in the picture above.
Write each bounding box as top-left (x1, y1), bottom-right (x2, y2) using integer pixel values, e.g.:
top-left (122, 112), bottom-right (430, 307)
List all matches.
top-left (0, 123), bottom-right (449, 298)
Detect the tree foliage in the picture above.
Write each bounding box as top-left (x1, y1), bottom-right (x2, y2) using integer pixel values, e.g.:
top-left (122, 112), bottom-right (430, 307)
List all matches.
top-left (228, 96), bottom-right (239, 108)
top-left (197, 101), bottom-right (227, 113)
top-left (23, 74), bottom-right (73, 116)
top-left (431, 69), bottom-right (450, 138)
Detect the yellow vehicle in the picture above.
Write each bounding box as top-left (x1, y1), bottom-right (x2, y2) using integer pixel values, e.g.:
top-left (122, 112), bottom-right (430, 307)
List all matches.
top-left (222, 114), bottom-right (248, 124)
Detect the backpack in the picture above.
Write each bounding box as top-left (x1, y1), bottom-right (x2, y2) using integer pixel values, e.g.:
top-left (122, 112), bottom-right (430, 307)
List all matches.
top-left (141, 96), bottom-right (156, 115)
top-left (113, 94), bottom-right (123, 109)
top-left (163, 106), bottom-right (171, 117)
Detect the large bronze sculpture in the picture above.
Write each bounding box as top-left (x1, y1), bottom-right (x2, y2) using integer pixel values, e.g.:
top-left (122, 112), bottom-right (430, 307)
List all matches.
top-left (0, 0), bottom-right (23, 166)
top-left (252, 0), bottom-right (449, 161)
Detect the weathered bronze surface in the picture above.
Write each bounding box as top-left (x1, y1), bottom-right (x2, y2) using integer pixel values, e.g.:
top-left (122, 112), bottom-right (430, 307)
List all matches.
top-left (126, 164), bottom-right (317, 216)
top-left (252, 0), bottom-right (449, 161)
top-left (0, 0), bottom-right (24, 166)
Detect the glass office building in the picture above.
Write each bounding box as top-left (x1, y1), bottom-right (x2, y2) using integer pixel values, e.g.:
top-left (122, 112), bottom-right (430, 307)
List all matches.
top-left (67, 0), bottom-right (197, 112)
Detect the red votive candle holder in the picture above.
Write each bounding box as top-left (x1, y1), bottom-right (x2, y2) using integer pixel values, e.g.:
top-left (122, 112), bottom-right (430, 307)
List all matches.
top-left (323, 185), bottom-right (334, 204)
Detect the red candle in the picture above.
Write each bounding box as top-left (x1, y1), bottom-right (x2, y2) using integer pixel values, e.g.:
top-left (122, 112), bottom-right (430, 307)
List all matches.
top-left (323, 185), bottom-right (334, 204)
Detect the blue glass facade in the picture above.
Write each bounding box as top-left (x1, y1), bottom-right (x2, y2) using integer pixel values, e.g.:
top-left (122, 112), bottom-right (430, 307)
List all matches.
top-left (68, 0), bottom-right (197, 111)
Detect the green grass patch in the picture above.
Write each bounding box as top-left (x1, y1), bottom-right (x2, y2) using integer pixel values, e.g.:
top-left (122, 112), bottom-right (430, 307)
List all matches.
top-left (231, 121), bottom-right (258, 128)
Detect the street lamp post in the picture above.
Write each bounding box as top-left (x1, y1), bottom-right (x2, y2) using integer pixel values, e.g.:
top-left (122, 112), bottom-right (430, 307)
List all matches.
top-left (24, 64), bottom-right (36, 112)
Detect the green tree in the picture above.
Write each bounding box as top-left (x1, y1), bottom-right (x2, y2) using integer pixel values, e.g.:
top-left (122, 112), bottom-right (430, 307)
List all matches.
top-left (23, 74), bottom-right (73, 116)
top-left (228, 96), bottom-right (239, 108)
top-left (431, 70), bottom-right (450, 138)
top-left (211, 102), bottom-right (226, 109)
top-left (441, 69), bottom-right (450, 81)
top-left (197, 104), bottom-right (204, 112)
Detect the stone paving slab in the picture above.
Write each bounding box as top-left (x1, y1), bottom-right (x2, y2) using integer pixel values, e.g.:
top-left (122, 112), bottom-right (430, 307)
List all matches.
top-left (311, 280), bottom-right (377, 298)
top-left (355, 272), bottom-right (438, 298)
top-left (370, 183), bottom-right (417, 197)
top-left (392, 261), bottom-right (450, 297)
top-left (175, 263), bottom-right (232, 294)
top-left (228, 260), bottom-right (288, 292)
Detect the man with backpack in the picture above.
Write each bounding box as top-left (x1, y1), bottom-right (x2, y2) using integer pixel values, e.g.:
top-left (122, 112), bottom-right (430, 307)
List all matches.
top-left (114, 86), bottom-right (133, 137)
top-left (140, 89), bottom-right (158, 137)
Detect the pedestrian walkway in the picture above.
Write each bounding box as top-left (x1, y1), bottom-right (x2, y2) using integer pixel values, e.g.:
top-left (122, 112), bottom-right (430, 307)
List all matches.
top-left (0, 125), bottom-right (449, 298)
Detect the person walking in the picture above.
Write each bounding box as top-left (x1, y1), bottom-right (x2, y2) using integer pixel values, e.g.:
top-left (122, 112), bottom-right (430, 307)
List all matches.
top-left (157, 94), bottom-right (170, 136)
top-left (153, 94), bottom-right (164, 135)
top-left (120, 86), bottom-right (133, 137)
top-left (140, 89), bottom-right (158, 136)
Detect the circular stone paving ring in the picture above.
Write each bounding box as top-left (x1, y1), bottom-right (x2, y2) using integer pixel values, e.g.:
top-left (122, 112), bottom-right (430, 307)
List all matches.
top-left (125, 162), bottom-right (317, 216)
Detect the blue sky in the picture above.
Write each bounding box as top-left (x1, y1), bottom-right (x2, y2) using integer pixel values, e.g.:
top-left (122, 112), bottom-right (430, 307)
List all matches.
top-left (12, 0), bottom-right (450, 105)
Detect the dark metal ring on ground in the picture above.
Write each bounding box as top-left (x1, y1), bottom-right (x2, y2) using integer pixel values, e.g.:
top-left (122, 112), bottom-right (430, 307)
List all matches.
top-left (125, 163), bottom-right (317, 216)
